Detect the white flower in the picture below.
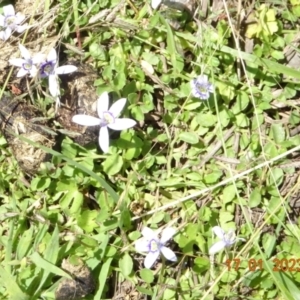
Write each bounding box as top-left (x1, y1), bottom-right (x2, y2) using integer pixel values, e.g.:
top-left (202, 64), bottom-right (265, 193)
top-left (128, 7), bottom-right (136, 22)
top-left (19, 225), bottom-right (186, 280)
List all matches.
top-left (39, 48), bottom-right (77, 107)
top-left (151, 0), bottom-right (162, 9)
top-left (209, 226), bottom-right (245, 255)
top-left (9, 44), bottom-right (45, 77)
top-left (190, 74), bottom-right (214, 100)
top-left (0, 5), bottom-right (27, 41)
top-left (72, 92), bottom-right (136, 153)
top-left (135, 227), bottom-right (177, 269)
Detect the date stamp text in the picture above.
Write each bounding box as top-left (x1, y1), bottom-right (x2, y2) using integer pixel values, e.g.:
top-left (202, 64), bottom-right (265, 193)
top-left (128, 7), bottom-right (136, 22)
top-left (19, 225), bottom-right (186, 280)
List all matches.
top-left (226, 258), bottom-right (300, 272)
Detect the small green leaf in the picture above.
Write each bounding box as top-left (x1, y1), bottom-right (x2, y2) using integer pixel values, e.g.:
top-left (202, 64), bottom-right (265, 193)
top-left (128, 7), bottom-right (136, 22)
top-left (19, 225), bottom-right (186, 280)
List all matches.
top-left (140, 268), bottom-right (154, 283)
top-left (77, 210), bottom-right (98, 233)
top-left (222, 185), bottom-right (236, 204)
top-left (179, 132), bottom-right (199, 144)
top-left (89, 43), bottom-right (107, 60)
top-left (119, 253), bottom-right (133, 277)
top-left (102, 154), bottom-right (123, 175)
top-left (232, 91), bottom-right (249, 114)
top-left (270, 123), bottom-right (285, 143)
top-left (193, 257), bottom-right (210, 273)
top-left (163, 278), bottom-right (176, 299)
top-left (236, 113), bottom-right (249, 128)
top-left (204, 170), bottom-right (223, 184)
top-left (249, 188), bottom-right (262, 208)
top-left (196, 112), bottom-right (217, 127)
top-left (30, 177), bottom-right (51, 191)
top-left (95, 258), bottom-right (113, 299)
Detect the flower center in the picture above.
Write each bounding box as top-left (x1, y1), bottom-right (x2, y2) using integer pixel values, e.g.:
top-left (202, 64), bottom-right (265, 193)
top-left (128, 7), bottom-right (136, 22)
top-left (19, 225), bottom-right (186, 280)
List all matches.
top-left (149, 239), bottom-right (159, 252)
top-left (40, 61), bottom-right (55, 76)
top-left (5, 15), bottom-right (16, 28)
top-left (102, 111), bottom-right (115, 125)
top-left (196, 84), bottom-right (208, 94)
top-left (225, 231), bottom-right (236, 244)
top-left (22, 60), bottom-right (32, 71)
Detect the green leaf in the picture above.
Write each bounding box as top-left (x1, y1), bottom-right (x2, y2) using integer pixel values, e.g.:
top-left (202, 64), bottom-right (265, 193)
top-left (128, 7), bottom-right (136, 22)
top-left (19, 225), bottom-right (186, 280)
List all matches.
top-left (140, 268), bottom-right (154, 283)
top-left (204, 170), bottom-right (223, 184)
top-left (219, 212), bottom-right (234, 225)
top-left (89, 42), bottom-right (107, 60)
top-left (236, 113), bottom-right (249, 128)
top-left (249, 188), bottom-right (262, 208)
top-left (193, 257), bottom-right (210, 273)
top-left (179, 132), bottom-right (199, 144)
top-left (30, 177), bottom-right (51, 191)
top-left (30, 252), bottom-right (72, 279)
top-left (196, 112), bottom-right (217, 127)
top-left (95, 258), bottom-right (113, 299)
top-left (0, 264), bottom-right (29, 300)
top-left (113, 72), bottom-right (126, 90)
top-left (77, 210), bottom-right (98, 233)
top-left (222, 185), bottom-right (236, 204)
top-left (17, 227), bottom-right (34, 260)
top-left (232, 91), bottom-right (249, 114)
top-left (163, 278), bottom-right (176, 299)
top-left (119, 253), bottom-right (133, 277)
top-left (262, 233), bottom-right (276, 258)
top-left (34, 225), bottom-right (60, 294)
top-left (102, 153), bottom-right (124, 175)
top-left (60, 190), bottom-right (83, 214)
top-left (270, 123), bottom-right (285, 143)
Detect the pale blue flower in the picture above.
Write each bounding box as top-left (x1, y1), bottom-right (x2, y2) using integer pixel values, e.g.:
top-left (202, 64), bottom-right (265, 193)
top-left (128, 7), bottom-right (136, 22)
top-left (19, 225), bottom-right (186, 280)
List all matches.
top-left (151, 0), bottom-right (162, 9)
top-left (72, 92), bottom-right (136, 153)
top-left (190, 74), bottom-right (214, 100)
top-left (135, 227), bottom-right (177, 269)
top-left (39, 48), bottom-right (77, 107)
top-left (209, 226), bottom-right (245, 255)
top-left (0, 5), bottom-right (27, 41)
top-left (9, 44), bottom-right (45, 77)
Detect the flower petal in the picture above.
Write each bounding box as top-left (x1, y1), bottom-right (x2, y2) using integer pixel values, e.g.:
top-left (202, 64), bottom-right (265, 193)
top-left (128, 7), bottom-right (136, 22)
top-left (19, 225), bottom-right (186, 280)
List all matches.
top-left (160, 227), bottom-right (176, 244)
top-left (151, 0), bottom-right (162, 9)
top-left (99, 126), bottom-right (109, 153)
top-left (141, 227), bottom-right (157, 240)
top-left (197, 74), bottom-right (208, 84)
top-left (9, 58), bottom-right (25, 67)
top-left (0, 30), bottom-right (6, 41)
top-left (29, 65), bottom-right (38, 77)
top-left (108, 118), bottom-right (136, 131)
top-left (16, 68), bottom-right (28, 77)
top-left (135, 238), bottom-right (150, 252)
top-left (4, 27), bottom-right (12, 40)
top-left (56, 65), bottom-right (78, 75)
top-left (19, 44), bottom-right (31, 60)
top-left (16, 24), bottom-right (27, 33)
top-left (32, 53), bottom-right (46, 65)
top-left (144, 251), bottom-right (160, 269)
top-left (209, 241), bottom-right (226, 255)
top-left (72, 115), bottom-right (101, 126)
top-left (47, 48), bottom-right (57, 62)
top-left (212, 226), bottom-right (225, 239)
top-left (97, 92), bottom-right (109, 117)
top-left (15, 13), bottom-right (25, 24)
top-left (48, 74), bottom-right (59, 97)
top-left (55, 97), bottom-right (61, 109)
top-left (161, 246), bottom-right (177, 262)
top-left (0, 16), bottom-right (5, 27)
top-left (3, 5), bottom-right (15, 17)
top-left (109, 98), bottom-right (126, 117)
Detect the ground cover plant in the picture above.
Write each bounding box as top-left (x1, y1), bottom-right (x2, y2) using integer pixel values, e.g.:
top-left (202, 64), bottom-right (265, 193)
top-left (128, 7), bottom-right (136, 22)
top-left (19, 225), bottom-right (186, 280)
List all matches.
top-left (1, 0), bottom-right (300, 299)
